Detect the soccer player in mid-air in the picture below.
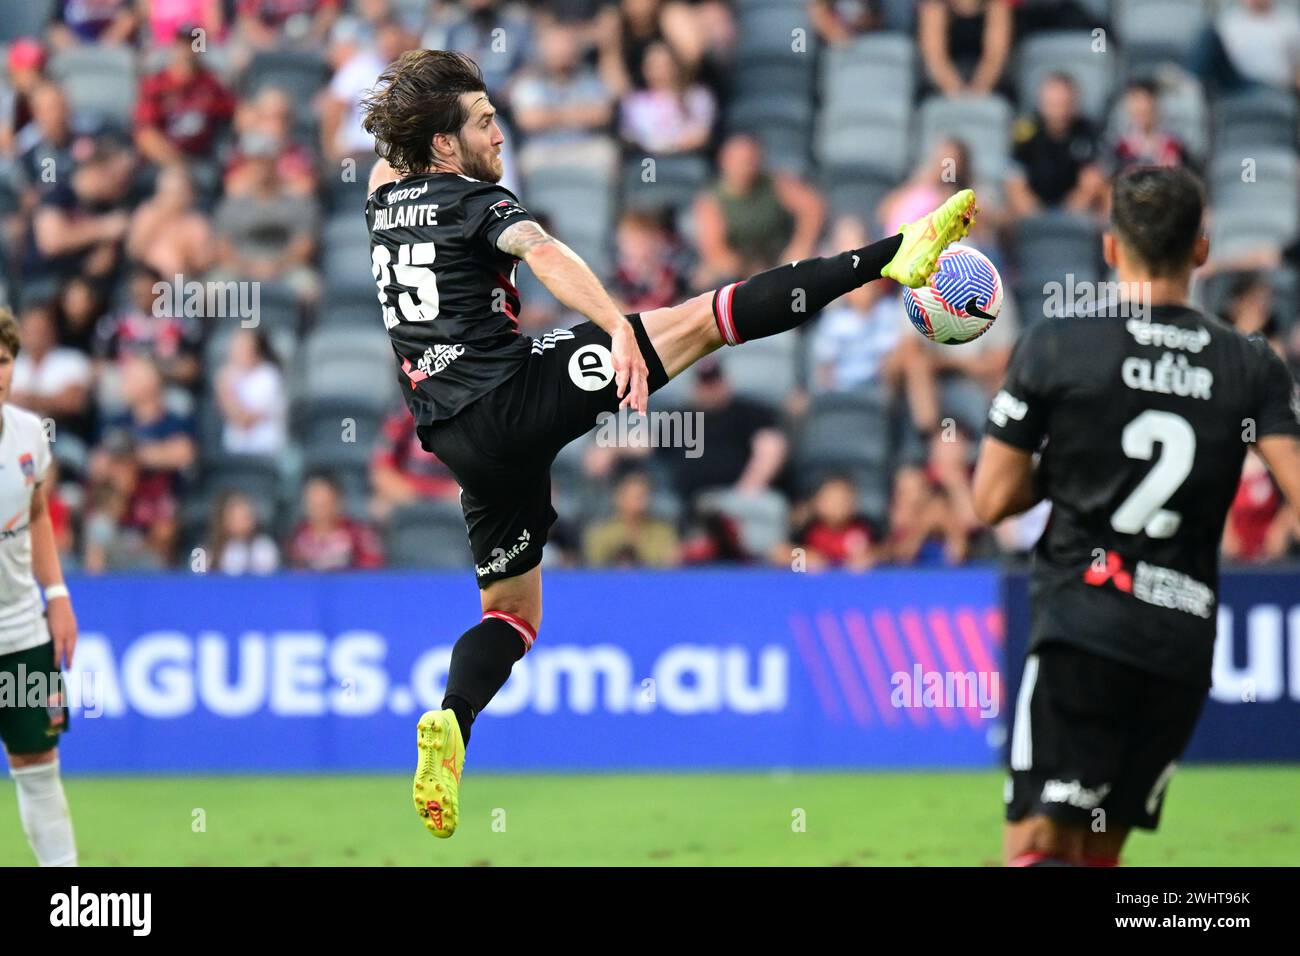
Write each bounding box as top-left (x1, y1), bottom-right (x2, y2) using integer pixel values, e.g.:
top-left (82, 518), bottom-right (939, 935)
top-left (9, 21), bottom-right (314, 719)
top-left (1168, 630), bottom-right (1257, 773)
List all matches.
top-left (974, 165), bottom-right (1300, 866)
top-left (0, 308), bottom-right (80, 866)
top-left (360, 50), bottom-right (976, 838)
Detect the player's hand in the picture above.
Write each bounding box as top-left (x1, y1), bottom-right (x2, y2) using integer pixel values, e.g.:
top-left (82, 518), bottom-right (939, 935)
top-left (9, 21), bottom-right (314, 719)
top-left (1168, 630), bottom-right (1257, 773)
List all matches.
top-left (611, 321), bottom-right (649, 415)
top-left (47, 598), bottom-right (78, 671)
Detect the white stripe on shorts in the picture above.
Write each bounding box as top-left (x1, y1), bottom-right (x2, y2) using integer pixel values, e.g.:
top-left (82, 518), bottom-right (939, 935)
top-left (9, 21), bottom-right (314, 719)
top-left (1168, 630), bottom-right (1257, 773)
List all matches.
top-left (1010, 654), bottom-right (1039, 772)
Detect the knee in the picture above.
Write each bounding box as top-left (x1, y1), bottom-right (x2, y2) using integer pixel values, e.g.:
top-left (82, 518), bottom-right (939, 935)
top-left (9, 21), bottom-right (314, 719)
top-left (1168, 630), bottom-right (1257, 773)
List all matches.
top-left (8, 748), bottom-right (58, 770)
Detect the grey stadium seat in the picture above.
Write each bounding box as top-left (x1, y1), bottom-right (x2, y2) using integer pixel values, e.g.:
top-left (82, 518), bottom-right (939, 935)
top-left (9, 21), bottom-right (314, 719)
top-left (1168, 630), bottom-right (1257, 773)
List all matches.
top-left (0, 0), bottom-right (57, 42)
top-left (49, 46), bottom-right (137, 127)
top-left (918, 94), bottom-right (1014, 186)
top-left (1017, 31), bottom-right (1118, 122)
top-left (1212, 87), bottom-right (1299, 152)
top-left (820, 33), bottom-right (916, 126)
top-left (1115, 0), bottom-right (1209, 66)
top-left (200, 454), bottom-right (284, 525)
top-left (243, 50), bottom-right (329, 102)
top-left (621, 153), bottom-right (710, 213)
top-left (1013, 211), bottom-right (1104, 288)
top-left (696, 488), bottom-right (789, 558)
top-left (796, 393), bottom-right (893, 519)
top-left (384, 500), bottom-right (474, 569)
top-left (734, 0), bottom-right (813, 60)
top-left (716, 333), bottom-right (802, 408)
top-left (817, 113), bottom-right (911, 179)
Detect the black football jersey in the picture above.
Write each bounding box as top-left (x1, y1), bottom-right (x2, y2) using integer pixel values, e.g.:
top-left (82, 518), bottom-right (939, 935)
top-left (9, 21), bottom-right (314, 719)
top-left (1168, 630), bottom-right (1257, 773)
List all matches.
top-left (986, 305), bottom-right (1300, 687)
top-left (365, 172), bottom-right (537, 424)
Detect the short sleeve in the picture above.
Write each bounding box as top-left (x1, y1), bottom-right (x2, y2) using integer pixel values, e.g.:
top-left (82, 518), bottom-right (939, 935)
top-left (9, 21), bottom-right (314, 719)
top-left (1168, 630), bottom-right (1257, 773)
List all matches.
top-left (461, 184), bottom-right (538, 254)
top-left (1251, 339), bottom-right (1300, 439)
top-left (985, 322), bottom-right (1053, 451)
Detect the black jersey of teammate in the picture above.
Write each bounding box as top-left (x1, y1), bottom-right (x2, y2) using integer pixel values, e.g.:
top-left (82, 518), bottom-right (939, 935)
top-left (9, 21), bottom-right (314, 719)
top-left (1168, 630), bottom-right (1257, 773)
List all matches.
top-left (986, 305), bottom-right (1300, 687)
top-left (365, 172), bottom-right (538, 424)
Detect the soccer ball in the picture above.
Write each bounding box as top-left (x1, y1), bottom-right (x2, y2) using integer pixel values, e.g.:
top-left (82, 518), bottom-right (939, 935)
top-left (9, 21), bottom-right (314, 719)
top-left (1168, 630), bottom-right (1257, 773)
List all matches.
top-left (901, 244), bottom-right (1003, 345)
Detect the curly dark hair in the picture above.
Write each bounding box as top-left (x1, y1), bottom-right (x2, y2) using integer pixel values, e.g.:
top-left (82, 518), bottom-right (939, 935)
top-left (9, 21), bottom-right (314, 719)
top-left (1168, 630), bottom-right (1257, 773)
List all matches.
top-left (360, 49), bottom-right (487, 175)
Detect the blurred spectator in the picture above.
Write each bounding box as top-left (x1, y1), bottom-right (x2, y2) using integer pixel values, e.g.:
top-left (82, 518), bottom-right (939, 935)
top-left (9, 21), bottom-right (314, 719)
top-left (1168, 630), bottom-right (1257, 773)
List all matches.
top-left (288, 473), bottom-right (384, 571)
top-left (660, 358), bottom-right (787, 504)
top-left (513, 21), bottom-right (618, 176)
top-left (55, 275), bottom-right (105, 354)
top-left (1108, 79), bottom-right (1188, 173)
top-left (610, 210), bottom-right (684, 313)
top-left (127, 163), bottom-right (216, 277)
top-left (215, 328), bottom-right (286, 455)
top-left (145, 1), bottom-right (225, 48)
top-left (809, 233), bottom-right (905, 399)
top-left (134, 27), bottom-right (236, 166)
top-left (597, 0), bottom-right (716, 98)
top-left (10, 302), bottom-right (92, 429)
top-left (1013, 0), bottom-right (1108, 35)
top-left (208, 490), bottom-right (280, 574)
top-left (49, 0), bottom-right (138, 49)
top-left (93, 265), bottom-right (202, 399)
top-left (370, 408), bottom-right (461, 521)
top-left (618, 40), bottom-right (715, 156)
top-left (212, 131), bottom-right (320, 300)
top-left (29, 132), bottom-right (134, 287)
top-left (1005, 72), bottom-right (1105, 219)
top-left (0, 41), bottom-right (50, 162)
top-left (1192, 0), bottom-right (1300, 94)
top-left (582, 467), bottom-right (681, 567)
top-left (809, 0), bottom-right (881, 45)
top-left (232, 0), bottom-right (340, 61)
top-left (13, 83), bottom-right (76, 204)
top-left (788, 474), bottom-right (880, 571)
top-left (1224, 450), bottom-right (1293, 562)
top-left (918, 0), bottom-right (1014, 98)
top-left (1224, 271), bottom-right (1275, 338)
top-left (92, 355), bottom-right (196, 566)
top-left (693, 134), bottom-right (825, 287)
top-left (41, 456), bottom-right (76, 564)
top-left (320, 17), bottom-right (404, 167)
top-left (227, 87), bottom-right (317, 197)
top-left (886, 464), bottom-right (970, 565)
top-left (426, 0), bottom-right (532, 100)
top-left (880, 136), bottom-right (997, 241)
top-left (895, 295), bottom-right (1018, 538)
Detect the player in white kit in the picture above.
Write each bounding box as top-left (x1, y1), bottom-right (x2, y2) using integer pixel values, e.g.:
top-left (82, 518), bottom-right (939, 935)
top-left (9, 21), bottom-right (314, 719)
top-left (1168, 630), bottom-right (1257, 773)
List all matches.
top-left (0, 308), bottom-right (79, 866)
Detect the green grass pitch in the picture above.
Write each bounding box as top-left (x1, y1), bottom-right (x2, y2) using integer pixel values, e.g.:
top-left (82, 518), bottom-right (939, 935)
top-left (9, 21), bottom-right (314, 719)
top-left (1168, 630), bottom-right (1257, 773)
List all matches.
top-left (2, 766), bottom-right (1296, 866)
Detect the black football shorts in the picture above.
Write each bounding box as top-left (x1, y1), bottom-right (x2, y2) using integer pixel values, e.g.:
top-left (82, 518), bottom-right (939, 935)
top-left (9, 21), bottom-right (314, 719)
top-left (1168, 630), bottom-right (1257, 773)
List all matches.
top-left (418, 314), bottom-right (670, 588)
top-left (1005, 641), bottom-right (1206, 831)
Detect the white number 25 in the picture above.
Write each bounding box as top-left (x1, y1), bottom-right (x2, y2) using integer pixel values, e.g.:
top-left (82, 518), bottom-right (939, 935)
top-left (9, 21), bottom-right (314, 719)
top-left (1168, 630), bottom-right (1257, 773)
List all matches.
top-left (372, 242), bottom-right (440, 328)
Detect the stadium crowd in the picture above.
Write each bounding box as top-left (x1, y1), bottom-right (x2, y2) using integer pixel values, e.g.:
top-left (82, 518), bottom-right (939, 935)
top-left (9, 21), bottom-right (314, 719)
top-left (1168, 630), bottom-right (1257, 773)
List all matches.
top-left (0, 0), bottom-right (1297, 574)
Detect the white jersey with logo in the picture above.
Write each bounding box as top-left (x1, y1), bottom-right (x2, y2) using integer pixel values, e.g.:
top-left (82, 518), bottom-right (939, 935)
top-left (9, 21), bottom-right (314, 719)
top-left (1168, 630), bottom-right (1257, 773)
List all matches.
top-left (0, 402), bottom-right (52, 655)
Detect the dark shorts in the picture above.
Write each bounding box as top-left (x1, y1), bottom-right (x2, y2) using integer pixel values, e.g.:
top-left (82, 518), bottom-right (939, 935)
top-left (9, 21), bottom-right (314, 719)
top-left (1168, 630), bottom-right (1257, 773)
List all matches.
top-left (0, 638), bottom-right (69, 755)
top-left (1005, 641), bottom-right (1206, 832)
top-left (418, 314), bottom-right (670, 588)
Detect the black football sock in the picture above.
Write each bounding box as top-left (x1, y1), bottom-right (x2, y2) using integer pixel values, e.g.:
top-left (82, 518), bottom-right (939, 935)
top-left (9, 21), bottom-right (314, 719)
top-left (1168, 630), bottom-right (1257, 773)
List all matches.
top-left (712, 233), bottom-right (903, 345)
top-left (441, 612), bottom-right (534, 747)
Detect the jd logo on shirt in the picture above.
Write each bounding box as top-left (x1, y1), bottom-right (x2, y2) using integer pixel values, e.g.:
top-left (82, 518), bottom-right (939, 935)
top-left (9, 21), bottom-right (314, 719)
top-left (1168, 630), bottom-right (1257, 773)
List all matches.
top-left (568, 344), bottom-right (614, 391)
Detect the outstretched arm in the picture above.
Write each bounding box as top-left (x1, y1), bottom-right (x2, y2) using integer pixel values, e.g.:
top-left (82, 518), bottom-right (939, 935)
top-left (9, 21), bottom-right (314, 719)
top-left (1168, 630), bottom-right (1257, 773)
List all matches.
top-left (497, 219), bottom-right (649, 413)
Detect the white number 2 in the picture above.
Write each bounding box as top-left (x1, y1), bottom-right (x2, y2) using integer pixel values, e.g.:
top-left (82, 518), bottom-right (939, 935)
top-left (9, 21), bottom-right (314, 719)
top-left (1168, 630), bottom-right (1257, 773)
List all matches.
top-left (372, 242), bottom-right (439, 328)
top-left (1110, 410), bottom-right (1196, 538)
